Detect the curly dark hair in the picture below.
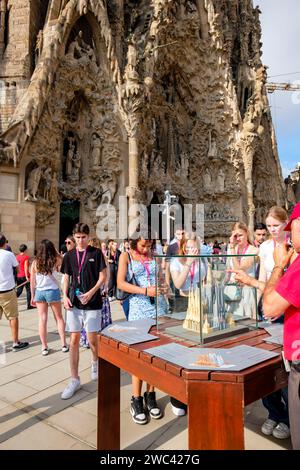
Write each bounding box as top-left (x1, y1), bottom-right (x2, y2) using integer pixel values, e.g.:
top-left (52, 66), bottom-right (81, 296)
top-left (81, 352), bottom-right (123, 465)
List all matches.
top-left (36, 239), bottom-right (59, 275)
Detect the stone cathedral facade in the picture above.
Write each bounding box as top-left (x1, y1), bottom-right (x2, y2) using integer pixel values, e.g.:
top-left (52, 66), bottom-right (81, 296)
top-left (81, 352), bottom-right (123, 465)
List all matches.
top-left (0, 0), bottom-right (286, 250)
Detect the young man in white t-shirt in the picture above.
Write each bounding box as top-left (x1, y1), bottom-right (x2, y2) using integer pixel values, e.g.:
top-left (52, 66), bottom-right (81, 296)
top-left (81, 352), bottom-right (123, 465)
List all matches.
top-left (0, 234), bottom-right (29, 351)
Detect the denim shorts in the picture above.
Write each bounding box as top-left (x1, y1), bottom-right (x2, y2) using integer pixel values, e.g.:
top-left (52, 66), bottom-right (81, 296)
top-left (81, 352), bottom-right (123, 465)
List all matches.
top-left (34, 289), bottom-right (61, 303)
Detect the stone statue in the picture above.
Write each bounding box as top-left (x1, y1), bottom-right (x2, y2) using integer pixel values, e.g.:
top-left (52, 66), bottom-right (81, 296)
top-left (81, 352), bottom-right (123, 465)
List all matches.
top-left (43, 166), bottom-right (52, 200)
top-left (35, 30), bottom-right (43, 64)
top-left (66, 138), bottom-right (75, 178)
top-left (203, 168), bottom-right (212, 191)
top-left (72, 151), bottom-right (81, 181)
top-left (124, 40), bottom-right (140, 97)
top-left (25, 165), bottom-right (44, 201)
top-left (91, 133), bottom-right (102, 168)
top-left (68, 30), bottom-right (96, 63)
top-left (99, 172), bottom-right (118, 207)
top-left (49, 171), bottom-right (59, 203)
top-left (208, 131), bottom-right (218, 159)
top-left (217, 168), bottom-right (225, 193)
top-left (181, 152), bottom-right (189, 179)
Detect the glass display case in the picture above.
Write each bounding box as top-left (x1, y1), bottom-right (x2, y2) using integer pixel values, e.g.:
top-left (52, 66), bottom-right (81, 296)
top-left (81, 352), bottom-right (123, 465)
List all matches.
top-left (155, 254), bottom-right (259, 344)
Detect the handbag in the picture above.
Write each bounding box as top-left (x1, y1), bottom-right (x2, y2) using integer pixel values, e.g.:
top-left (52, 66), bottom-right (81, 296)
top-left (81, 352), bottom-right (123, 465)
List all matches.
top-left (223, 284), bottom-right (242, 302)
top-left (115, 253), bottom-right (139, 301)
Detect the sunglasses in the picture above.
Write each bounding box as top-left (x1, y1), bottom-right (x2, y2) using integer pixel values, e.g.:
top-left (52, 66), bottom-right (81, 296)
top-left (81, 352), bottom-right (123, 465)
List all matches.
top-left (65, 241), bottom-right (73, 245)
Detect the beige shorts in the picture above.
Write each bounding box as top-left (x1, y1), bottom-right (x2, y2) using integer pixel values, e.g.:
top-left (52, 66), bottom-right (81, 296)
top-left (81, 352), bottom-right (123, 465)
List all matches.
top-left (0, 289), bottom-right (18, 320)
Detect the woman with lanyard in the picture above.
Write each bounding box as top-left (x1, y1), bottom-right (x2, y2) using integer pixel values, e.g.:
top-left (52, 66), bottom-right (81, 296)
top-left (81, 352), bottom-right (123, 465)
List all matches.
top-left (231, 207), bottom-right (291, 440)
top-left (117, 237), bottom-right (165, 425)
top-left (169, 236), bottom-right (207, 416)
top-left (226, 222), bottom-right (258, 318)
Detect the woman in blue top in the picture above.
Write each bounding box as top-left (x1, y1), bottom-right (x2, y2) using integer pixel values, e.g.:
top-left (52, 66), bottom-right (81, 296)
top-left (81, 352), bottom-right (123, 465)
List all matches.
top-left (117, 237), bottom-right (164, 425)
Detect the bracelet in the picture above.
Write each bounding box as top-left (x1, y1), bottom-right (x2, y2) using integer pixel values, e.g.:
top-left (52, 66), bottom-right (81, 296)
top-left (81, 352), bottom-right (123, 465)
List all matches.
top-left (145, 287), bottom-right (147, 296)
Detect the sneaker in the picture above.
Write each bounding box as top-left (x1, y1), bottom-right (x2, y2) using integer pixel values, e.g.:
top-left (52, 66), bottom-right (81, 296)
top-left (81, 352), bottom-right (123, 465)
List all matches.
top-left (42, 348), bottom-right (49, 356)
top-left (61, 378), bottom-right (81, 400)
top-left (272, 423), bottom-right (291, 439)
top-left (261, 418), bottom-right (278, 435)
top-left (61, 345), bottom-right (69, 353)
top-left (130, 396), bottom-right (148, 425)
top-left (12, 341), bottom-right (29, 352)
top-left (91, 360), bottom-right (98, 381)
top-left (144, 391), bottom-right (162, 419)
top-left (171, 404), bottom-right (186, 417)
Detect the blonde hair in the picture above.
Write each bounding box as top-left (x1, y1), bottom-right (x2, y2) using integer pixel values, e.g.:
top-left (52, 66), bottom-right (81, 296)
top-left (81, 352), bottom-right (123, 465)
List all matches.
top-left (179, 234), bottom-right (200, 255)
top-left (231, 222), bottom-right (252, 244)
top-left (88, 237), bottom-right (101, 248)
top-left (266, 206), bottom-right (288, 224)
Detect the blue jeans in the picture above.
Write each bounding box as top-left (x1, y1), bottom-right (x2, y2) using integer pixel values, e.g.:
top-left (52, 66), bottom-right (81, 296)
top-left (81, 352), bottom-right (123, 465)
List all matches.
top-left (262, 387), bottom-right (289, 426)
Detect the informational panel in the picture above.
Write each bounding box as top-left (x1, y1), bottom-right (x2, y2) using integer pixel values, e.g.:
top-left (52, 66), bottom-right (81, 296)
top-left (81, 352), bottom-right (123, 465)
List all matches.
top-left (144, 343), bottom-right (279, 371)
top-left (0, 173), bottom-right (19, 201)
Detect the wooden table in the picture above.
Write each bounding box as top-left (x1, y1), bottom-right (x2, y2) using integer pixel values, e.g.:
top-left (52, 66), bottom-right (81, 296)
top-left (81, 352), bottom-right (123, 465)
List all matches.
top-left (97, 320), bottom-right (287, 450)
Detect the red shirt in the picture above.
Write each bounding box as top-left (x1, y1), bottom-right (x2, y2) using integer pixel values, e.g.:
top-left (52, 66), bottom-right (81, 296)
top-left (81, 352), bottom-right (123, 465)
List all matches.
top-left (16, 254), bottom-right (30, 278)
top-left (276, 255), bottom-right (300, 360)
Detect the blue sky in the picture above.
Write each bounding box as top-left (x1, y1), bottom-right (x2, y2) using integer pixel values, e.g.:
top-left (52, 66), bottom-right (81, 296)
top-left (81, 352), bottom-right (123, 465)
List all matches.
top-left (253, 0), bottom-right (300, 177)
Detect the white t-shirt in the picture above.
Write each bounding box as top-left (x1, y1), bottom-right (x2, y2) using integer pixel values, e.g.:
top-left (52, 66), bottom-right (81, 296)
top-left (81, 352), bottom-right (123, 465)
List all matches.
top-left (259, 239), bottom-right (274, 280)
top-left (0, 249), bottom-right (18, 291)
top-left (170, 257), bottom-right (207, 291)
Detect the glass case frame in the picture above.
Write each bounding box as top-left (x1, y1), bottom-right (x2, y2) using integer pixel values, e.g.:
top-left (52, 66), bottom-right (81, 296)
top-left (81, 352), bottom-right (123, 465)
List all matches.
top-left (155, 254), bottom-right (259, 345)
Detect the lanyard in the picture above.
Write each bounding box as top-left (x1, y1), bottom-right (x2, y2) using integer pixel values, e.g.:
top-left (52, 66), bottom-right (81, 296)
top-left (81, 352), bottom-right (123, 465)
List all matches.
top-left (189, 261), bottom-right (196, 285)
top-left (135, 251), bottom-right (151, 284)
top-left (76, 249), bottom-right (87, 284)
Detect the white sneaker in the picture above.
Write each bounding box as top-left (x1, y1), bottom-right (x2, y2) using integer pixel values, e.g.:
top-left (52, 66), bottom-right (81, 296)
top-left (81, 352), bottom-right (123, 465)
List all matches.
top-left (91, 360), bottom-right (98, 381)
top-left (272, 422), bottom-right (290, 439)
top-left (61, 378), bottom-right (81, 399)
top-left (261, 418), bottom-right (277, 435)
top-left (42, 348), bottom-right (49, 356)
top-left (171, 404), bottom-right (186, 416)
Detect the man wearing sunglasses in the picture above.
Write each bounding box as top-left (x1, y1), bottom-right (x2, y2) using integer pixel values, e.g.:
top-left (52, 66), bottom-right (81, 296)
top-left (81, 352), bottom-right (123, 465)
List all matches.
top-left (61, 223), bottom-right (106, 399)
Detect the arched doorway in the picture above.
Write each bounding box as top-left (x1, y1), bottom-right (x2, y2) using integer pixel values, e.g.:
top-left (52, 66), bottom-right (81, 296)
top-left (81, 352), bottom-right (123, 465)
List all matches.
top-left (59, 200), bottom-right (80, 248)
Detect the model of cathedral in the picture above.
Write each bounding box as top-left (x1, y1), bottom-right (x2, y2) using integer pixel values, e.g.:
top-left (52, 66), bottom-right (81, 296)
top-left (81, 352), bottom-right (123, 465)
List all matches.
top-left (183, 287), bottom-right (212, 334)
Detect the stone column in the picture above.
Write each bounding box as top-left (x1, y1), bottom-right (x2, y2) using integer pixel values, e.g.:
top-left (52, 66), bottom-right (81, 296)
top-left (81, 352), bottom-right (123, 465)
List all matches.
top-left (0, 0), bottom-right (7, 56)
top-left (126, 131), bottom-right (141, 237)
top-left (242, 134), bottom-right (257, 234)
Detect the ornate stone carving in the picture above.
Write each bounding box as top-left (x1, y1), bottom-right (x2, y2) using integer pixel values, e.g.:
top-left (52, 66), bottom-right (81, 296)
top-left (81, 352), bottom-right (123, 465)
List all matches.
top-left (25, 165), bottom-right (44, 201)
top-left (0, 0), bottom-right (287, 239)
top-left (90, 133), bottom-right (102, 169)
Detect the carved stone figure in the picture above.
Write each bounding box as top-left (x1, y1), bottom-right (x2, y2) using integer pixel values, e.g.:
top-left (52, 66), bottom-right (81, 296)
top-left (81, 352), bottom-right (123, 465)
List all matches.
top-left (91, 133), bottom-right (102, 168)
top-left (35, 30), bottom-right (43, 64)
top-left (68, 30), bottom-right (96, 64)
top-left (25, 165), bottom-right (44, 201)
top-left (203, 169), bottom-right (212, 191)
top-left (43, 166), bottom-right (52, 201)
top-left (49, 171), bottom-right (59, 203)
top-left (208, 131), bottom-right (218, 159)
top-left (66, 138), bottom-right (75, 178)
top-left (72, 151), bottom-right (81, 181)
top-left (123, 40), bottom-right (140, 98)
top-left (217, 168), bottom-right (225, 193)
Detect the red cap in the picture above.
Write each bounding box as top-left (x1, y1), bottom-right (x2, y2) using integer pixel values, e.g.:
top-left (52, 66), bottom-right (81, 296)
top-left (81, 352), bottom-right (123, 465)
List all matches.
top-left (284, 202), bottom-right (300, 231)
